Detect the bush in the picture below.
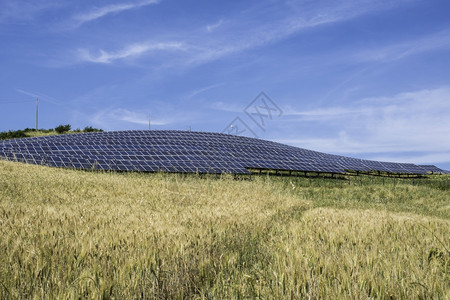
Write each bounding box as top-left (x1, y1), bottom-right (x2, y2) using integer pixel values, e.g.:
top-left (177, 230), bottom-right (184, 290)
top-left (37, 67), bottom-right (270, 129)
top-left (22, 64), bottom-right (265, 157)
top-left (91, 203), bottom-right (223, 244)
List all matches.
top-left (83, 126), bottom-right (103, 133)
top-left (55, 124), bottom-right (71, 134)
top-left (0, 125), bottom-right (103, 140)
top-left (0, 130), bottom-right (27, 140)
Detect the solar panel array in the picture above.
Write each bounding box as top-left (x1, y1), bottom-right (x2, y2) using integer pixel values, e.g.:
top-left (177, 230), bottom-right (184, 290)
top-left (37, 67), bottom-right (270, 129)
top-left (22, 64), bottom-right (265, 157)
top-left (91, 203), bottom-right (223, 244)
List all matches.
top-left (0, 130), bottom-right (430, 175)
top-left (419, 165), bottom-right (450, 174)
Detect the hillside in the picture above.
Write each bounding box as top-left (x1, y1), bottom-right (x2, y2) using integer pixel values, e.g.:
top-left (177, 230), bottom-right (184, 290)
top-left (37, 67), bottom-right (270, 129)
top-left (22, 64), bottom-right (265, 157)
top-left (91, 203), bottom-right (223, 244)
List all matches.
top-left (0, 160), bottom-right (448, 298)
top-left (0, 126), bottom-right (103, 140)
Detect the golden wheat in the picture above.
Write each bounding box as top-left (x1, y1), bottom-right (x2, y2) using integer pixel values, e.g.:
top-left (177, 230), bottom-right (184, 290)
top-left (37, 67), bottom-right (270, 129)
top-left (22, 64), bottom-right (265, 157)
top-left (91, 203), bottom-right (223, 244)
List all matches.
top-left (0, 160), bottom-right (448, 299)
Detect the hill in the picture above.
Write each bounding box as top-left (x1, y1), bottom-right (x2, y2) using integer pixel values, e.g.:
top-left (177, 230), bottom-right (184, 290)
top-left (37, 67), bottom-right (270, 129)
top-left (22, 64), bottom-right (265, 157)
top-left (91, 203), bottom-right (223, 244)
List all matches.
top-left (0, 126), bottom-right (103, 140)
top-left (0, 160), bottom-right (448, 298)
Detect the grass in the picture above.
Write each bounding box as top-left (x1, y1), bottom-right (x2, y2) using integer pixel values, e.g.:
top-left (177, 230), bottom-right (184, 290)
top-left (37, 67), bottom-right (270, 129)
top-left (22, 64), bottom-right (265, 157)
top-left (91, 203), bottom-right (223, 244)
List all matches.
top-left (24, 130), bottom-right (93, 138)
top-left (0, 160), bottom-right (449, 299)
top-left (23, 131), bottom-right (59, 138)
top-left (1, 127), bottom-right (103, 140)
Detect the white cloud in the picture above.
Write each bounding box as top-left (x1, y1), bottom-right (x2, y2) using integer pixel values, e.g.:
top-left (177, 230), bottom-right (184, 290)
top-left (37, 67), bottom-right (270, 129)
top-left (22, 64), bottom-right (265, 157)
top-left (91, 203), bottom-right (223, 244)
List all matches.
top-left (109, 108), bottom-right (166, 126)
top-left (78, 42), bottom-right (185, 63)
top-left (206, 19), bottom-right (224, 32)
top-left (71, 0), bottom-right (160, 28)
top-left (188, 11), bottom-right (351, 65)
top-left (186, 84), bottom-right (223, 100)
top-left (370, 152), bottom-right (450, 165)
top-left (91, 108), bottom-right (169, 130)
top-left (356, 29), bottom-right (450, 62)
top-left (210, 101), bottom-right (244, 113)
top-left (278, 87), bottom-right (450, 160)
top-left (73, 0), bottom-right (411, 67)
top-left (0, 1), bottom-right (60, 23)
top-left (283, 107), bottom-right (372, 121)
top-left (15, 88), bottom-right (63, 106)
top-left (185, 0), bottom-right (430, 68)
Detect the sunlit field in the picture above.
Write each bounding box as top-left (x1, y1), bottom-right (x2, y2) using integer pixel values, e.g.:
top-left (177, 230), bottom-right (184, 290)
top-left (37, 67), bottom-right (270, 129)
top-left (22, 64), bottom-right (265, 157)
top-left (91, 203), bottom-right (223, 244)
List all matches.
top-left (0, 159), bottom-right (448, 299)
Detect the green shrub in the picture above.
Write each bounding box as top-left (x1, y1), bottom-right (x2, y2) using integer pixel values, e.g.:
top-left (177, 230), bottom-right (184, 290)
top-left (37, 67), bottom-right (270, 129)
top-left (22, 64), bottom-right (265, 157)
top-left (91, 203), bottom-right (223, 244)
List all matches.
top-left (55, 124), bottom-right (71, 134)
top-left (0, 126), bottom-right (102, 140)
top-left (83, 126), bottom-right (103, 132)
top-left (0, 130), bottom-right (27, 140)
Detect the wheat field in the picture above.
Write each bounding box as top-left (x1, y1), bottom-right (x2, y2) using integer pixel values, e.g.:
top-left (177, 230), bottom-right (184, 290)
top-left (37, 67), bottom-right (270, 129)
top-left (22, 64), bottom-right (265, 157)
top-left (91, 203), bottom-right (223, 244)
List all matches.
top-left (0, 159), bottom-right (448, 299)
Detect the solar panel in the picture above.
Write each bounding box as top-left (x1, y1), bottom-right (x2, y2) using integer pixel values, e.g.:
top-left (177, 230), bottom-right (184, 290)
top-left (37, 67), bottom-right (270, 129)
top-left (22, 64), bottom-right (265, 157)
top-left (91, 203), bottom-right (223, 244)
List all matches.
top-left (418, 165), bottom-right (448, 174)
top-left (0, 130), bottom-right (432, 175)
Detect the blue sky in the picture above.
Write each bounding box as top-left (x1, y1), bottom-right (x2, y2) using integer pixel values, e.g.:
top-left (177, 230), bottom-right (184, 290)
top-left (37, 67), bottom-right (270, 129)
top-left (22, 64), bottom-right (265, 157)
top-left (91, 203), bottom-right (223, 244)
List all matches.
top-left (1, 0), bottom-right (450, 169)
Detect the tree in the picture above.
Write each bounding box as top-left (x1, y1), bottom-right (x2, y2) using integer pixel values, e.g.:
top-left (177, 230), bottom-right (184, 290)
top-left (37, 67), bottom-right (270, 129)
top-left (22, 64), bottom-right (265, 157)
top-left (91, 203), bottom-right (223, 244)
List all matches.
top-left (55, 124), bottom-right (71, 134)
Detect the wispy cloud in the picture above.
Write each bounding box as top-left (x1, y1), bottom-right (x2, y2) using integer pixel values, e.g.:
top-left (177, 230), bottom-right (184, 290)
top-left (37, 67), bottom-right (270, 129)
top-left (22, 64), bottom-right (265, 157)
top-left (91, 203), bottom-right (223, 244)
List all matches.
top-left (109, 108), bottom-right (166, 125)
top-left (283, 106), bottom-right (372, 121)
top-left (187, 0), bottom-right (422, 68)
top-left (78, 42), bottom-right (185, 64)
top-left (210, 101), bottom-right (244, 113)
top-left (186, 84), bottom-right (224, 100)
top-left (278, 87), bottom-right (450, 160)
top-left (73, 0), bottom-right (411, 68)
top-left (0, 1), bottom-right (61, 23)
top-left (91, 108), bottom-right (169, 130)
top-left (356, 29), bottom-right (450, 62)
top-left (71, 0), bottom-right (160, 28)
top-left (16, 88), bottom-right (63, 106)
top-left (206, 19), bottom-right (224, 32)
top-left (370, 152), bottom-right (450, 165)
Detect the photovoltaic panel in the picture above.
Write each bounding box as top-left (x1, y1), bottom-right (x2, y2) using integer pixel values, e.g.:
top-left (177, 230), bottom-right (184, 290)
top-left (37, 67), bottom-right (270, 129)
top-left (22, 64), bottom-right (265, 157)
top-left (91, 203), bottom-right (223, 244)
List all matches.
top-left (0, 130), bottom-right (430, 175)
top-left (418, 165), bottom-right (448, 174)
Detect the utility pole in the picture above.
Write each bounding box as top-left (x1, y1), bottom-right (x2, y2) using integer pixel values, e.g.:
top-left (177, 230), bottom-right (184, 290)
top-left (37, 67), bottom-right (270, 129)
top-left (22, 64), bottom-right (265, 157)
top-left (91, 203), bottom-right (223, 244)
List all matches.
top-left (36, 98), bottom-right (39, 130)
top-left (148, 114), bottom-right (151, 130)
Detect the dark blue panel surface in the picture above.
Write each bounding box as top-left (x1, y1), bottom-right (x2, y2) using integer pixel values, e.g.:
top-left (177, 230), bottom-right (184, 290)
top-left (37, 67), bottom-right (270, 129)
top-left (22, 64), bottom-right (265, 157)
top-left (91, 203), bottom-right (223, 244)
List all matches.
top-left (0, 130), bottom-right (429, 175)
